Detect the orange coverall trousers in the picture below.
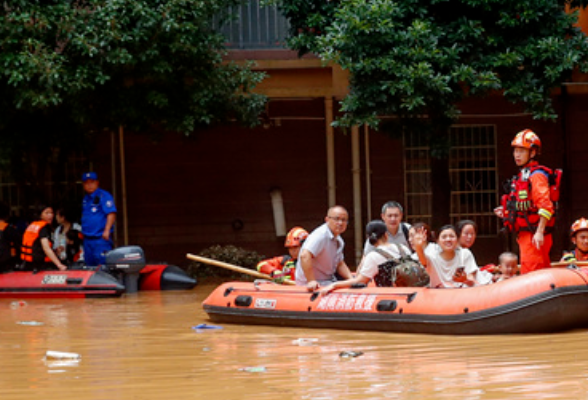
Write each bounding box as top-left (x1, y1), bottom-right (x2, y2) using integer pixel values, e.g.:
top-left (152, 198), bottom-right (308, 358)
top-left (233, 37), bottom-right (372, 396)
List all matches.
top-left (517, 231), bottom-right (553, 274)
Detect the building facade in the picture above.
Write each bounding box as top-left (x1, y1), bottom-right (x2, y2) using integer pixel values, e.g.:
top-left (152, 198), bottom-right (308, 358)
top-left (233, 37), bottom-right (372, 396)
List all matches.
top-left (4, 3), bottom-right (588, 268)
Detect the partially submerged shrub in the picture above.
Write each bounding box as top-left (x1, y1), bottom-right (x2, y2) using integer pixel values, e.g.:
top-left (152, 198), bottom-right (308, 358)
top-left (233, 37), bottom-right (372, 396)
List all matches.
top-left (187, 245), bottom-right (265, 282)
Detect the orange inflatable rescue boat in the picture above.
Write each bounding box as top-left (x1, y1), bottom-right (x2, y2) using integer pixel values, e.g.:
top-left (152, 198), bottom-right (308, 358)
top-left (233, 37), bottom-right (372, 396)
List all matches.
top-left (203, 266), bottom-right (588, 335)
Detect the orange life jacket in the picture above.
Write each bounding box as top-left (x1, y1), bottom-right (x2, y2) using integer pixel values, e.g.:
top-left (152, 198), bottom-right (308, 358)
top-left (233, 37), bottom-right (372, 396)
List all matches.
top-left (21, 221), bottom-right (51, 263)
top-left (501, 163), bottom-right (561, 233)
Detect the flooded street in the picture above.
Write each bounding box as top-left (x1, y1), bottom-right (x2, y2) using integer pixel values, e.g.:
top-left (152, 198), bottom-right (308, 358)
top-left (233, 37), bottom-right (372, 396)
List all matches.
top-left (2, 283), bottom-right (588, 399)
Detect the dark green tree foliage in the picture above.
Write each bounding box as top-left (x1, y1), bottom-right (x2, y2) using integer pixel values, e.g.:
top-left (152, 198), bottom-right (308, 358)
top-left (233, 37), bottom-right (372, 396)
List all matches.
top-left (280, 0), bottom-right (588, 129)
top-left (0, 0), bottom-right (266, 135)
top-left (278, 0), bottom-right (588, 228)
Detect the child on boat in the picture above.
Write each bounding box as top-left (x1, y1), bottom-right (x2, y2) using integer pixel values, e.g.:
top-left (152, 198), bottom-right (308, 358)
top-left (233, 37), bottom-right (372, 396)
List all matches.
top-left (413, 224), bottom-right (492, 288)
top-left (561, 218), bottom-right (588, 263)
top-left (65, 229), bottom-right (84, 266)
top-left (321, 220), bottom-right (417, 293)
top-left (257, 227), bottom-right (308, 281)
top-left (490, 252), bottom-right (519, 282)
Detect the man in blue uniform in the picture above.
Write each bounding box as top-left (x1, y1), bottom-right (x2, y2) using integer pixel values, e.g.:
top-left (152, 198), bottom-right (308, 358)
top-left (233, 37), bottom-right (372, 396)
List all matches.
top-left (81, 172), bottom-right (117, 266)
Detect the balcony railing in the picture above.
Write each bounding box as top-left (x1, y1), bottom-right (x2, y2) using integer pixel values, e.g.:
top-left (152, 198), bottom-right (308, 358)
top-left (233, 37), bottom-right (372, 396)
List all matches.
top-left (215, 0), bottom-right (290, 49)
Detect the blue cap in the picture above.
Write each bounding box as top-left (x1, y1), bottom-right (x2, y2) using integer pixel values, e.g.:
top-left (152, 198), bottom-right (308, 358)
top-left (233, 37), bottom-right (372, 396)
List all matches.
top-left (82, 172), bottom-right (98, 182)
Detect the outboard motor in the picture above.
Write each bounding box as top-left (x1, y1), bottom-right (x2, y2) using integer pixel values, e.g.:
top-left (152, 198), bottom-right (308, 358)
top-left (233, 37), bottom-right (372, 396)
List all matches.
top-left (105, 246), bottom-right (146, 294)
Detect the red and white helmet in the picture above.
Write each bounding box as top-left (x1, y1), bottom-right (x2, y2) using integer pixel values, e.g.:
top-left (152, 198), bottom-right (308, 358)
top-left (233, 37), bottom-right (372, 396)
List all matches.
top-left (285, 227), bottom-right (308, 248)
top-left (511, 129), bottom-right (541, 153)
top-left (571, 218), bottom-right (588, 237)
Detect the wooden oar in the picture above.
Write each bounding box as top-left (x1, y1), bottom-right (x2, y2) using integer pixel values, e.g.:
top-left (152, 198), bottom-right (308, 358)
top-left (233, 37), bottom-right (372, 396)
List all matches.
top-left (186, 253), bottom-right (296, 285)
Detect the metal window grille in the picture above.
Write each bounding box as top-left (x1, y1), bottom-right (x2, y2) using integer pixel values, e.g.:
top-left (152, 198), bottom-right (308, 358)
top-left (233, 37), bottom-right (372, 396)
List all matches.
top-left (0, 152), bottom-right (86, 218)
top-left (403, 125), bottom-right (500, 236)
top-left (214, 0), bottom-right (290, 49)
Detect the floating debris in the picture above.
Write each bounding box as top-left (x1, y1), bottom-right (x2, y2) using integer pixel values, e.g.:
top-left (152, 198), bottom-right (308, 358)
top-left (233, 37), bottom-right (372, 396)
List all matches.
top-left (291, 338), bottom-right (319, 346)
top-left (16, 321), bottom-right (44, 326)
top-left (45, 351), bottom-right (81, 360)
top-left (239, 366), bottom-right (267, 373)
top-left (339, 351), bottom-right (364, 358)
top-left (44, 359), bottom-right (80, 368)
top-left (192, 324), bottom-right (223, 332)
top-left (10, 301), bottom-right (27, 309)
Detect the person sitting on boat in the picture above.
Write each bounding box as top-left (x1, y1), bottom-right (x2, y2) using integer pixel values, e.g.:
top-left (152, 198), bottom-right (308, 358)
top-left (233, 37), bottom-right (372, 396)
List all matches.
top-left (52, 206), bottom-right (82, 263)
top-left (20, 205), bottom-right (67, 271)
top-left (321, 220), bottom-right (417, 293)
top-left (295, 205), bottom-right (353, 291)
top-left (561, 218), bottom-right (588, 263)
top-left (456, 220), bottom-right (477, 250)
top-left (0, 201), bottom-right (21, 272)
top-left (356, 201), bottom-right (412, 269)
top-left (65, 229), bottom-right (84, 266)
top-left (256, 227), bottom-right (308, 281)
top-left (496, 252), bottom-right (519, 281)
top-left (363, 201), bottom-right (411, 253)
top-left (412, 224), bottom-right (492, 288)
top-left (483, 252), bottom-right (519, 282)
top-left (408, 222), bottom-right (433, 254)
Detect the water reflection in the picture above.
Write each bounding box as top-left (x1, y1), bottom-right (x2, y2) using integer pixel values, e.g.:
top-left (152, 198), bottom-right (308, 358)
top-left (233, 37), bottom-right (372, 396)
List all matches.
top-left (1, 284), bottom-right (588, 399)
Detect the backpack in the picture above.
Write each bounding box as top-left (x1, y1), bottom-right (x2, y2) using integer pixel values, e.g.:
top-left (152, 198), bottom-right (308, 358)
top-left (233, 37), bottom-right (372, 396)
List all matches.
top-left (372, 246), bottom-right (430, 288)
top-left (401, 223), bottom-right (410, 244)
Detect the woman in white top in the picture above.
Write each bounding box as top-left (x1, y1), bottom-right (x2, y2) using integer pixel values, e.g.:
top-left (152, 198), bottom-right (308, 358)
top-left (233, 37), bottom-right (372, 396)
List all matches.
top-left (413, 224), bottom-right (491, 288)
top-left (321, 220), bottom-right (412, 293)
top-left (456, 219), bottom-right (478, 250)
top-left (53, 208), bottom-right (82, 262)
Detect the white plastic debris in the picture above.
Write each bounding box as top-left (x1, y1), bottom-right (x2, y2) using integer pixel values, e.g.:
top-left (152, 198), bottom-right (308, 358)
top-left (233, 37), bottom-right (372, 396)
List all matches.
top-left (239, 366), bottom-right (267, 373)
top-left (45, 351), bottom-right (81, 360)
top-left (291, 338), bottom-right (319, 346)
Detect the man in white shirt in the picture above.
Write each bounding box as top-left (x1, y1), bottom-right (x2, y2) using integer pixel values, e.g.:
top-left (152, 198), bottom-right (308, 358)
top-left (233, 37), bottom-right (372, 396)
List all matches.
top-left (362, 201), bottom-right (412, 260)
top-left (296, 205), bottom-right (353, 291)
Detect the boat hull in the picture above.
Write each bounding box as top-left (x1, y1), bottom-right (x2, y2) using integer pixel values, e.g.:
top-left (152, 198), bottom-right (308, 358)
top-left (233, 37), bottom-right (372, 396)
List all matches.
top-left (203, 267), bottom-right (588, 335)
top-left (0, 264), bottom-right (195, 298)
top-left (139, 264), bottom-right (197, 291)
top-left (0, 270), bottom-right (125, 298)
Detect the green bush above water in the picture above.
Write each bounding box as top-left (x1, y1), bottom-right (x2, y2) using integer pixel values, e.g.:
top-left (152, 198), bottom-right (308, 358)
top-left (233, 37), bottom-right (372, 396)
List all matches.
top-left (187, 245), bottom-right (265, 282)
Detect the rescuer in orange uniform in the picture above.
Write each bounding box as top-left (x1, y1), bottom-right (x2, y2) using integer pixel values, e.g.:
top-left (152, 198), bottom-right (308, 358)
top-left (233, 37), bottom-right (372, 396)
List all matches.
top-left (257, 227), bottom-right (309, 280)
top-left (494, 129), bottom-right (557, 274)
top-left (561, 218), bottom-right (588, 263)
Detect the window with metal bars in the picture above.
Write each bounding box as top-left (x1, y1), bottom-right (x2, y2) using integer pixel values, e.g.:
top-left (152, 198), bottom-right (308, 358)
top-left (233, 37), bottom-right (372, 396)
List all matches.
top-left (403, 125), bottom-right (500, 236)
top-left (214, 0), bottom-right (290, 50)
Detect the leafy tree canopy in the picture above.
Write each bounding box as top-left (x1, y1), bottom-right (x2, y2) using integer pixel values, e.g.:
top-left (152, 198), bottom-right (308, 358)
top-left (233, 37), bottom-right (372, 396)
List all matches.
top-left (277, 0), bottom-right (588, 133)
top-left (273, 0), bottom-right (588, 228)
top-left (0, 0), bottom-right (266, 136)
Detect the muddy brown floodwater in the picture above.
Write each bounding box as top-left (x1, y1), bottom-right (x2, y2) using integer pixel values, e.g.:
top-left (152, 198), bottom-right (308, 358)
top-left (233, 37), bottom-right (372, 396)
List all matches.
top-left (2, 283), bottom-right (588, 400)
